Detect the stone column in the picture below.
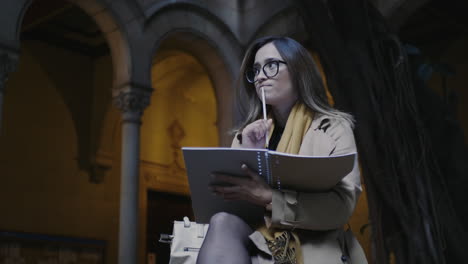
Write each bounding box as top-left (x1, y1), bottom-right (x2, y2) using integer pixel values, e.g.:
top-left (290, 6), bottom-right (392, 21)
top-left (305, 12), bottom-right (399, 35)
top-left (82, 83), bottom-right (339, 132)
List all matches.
top-left (0, 52), bottom-right (18, 134)
top-left (113, 84), bottom-right (152, 264)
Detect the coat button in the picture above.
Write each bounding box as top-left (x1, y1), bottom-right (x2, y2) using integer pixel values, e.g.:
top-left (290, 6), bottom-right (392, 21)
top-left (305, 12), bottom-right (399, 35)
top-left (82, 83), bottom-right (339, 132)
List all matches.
top-left (341, 255), bottom-right (348, 263)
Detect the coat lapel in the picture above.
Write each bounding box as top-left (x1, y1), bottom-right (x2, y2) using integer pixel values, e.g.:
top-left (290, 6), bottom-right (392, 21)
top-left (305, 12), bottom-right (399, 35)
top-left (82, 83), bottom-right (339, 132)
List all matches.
top-left (305, 115), bottom-right (337, 156)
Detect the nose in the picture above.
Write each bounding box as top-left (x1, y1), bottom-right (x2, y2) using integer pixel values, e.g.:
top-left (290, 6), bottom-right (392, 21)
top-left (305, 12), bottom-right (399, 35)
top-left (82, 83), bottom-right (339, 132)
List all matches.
top-left (255, 69), bottom-right (267, 83)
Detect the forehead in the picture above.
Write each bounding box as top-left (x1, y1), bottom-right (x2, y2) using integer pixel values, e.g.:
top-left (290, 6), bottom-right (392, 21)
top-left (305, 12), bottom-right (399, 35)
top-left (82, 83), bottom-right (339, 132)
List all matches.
top-left (254, 42), bottom-right (283, 65)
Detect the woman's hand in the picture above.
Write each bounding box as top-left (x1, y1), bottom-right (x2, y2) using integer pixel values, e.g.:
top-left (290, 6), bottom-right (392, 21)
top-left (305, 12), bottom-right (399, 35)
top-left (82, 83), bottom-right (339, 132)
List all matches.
top-left (210, 164), bottom-right (272, 208)
top-left (241, 119), bottom-right (273, 149)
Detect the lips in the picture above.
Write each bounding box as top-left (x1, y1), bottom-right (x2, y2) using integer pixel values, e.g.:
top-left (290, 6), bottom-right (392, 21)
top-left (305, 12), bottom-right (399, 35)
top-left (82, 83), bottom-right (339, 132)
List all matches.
top-left (257, 84), bottom-right (272, 90)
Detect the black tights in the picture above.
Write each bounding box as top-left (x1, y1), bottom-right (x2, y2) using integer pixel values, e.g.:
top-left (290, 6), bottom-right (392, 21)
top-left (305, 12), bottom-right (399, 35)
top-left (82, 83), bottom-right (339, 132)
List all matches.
top-left (197, 212), bottom-right (253, 264)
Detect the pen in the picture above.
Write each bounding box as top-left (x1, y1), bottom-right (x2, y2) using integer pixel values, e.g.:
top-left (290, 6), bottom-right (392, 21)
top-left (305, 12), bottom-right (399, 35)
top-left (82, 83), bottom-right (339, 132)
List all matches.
top-left (261, 87), bottom-right (269, 148)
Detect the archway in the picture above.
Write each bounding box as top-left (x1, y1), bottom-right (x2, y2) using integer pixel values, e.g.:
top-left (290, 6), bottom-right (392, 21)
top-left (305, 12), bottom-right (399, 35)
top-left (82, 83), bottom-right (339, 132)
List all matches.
top-left (0, 2), bottom-right (122, 263)
top-left (142, 30), bottom-right (228, 262)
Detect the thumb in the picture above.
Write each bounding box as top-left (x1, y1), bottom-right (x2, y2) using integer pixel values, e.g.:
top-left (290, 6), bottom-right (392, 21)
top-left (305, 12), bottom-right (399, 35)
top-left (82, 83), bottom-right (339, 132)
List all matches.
top-left (267, 118), bottom-right (273, 128)
top-left (265, 119), bottom-right (273, 135)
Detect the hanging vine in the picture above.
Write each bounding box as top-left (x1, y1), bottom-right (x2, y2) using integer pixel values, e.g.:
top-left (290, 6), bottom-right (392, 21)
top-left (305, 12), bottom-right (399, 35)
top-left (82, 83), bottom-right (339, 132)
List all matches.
top-left (293, 0), bottom-right (468, 263)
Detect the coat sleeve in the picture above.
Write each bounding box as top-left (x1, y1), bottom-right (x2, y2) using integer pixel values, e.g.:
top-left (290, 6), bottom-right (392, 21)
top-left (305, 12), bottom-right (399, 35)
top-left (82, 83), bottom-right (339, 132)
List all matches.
top-left (270, 118), bottom-right (362, 230)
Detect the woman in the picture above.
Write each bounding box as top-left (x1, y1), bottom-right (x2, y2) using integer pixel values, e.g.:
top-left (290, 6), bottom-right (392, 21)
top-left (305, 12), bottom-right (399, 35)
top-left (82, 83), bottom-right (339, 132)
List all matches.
top-left (197, 36), bottom-right (367, 264)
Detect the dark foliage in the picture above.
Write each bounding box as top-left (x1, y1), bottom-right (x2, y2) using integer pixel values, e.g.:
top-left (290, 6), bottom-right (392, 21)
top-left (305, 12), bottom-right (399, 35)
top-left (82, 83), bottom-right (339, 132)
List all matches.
top-left (293, 0), bottom-right (468, 263)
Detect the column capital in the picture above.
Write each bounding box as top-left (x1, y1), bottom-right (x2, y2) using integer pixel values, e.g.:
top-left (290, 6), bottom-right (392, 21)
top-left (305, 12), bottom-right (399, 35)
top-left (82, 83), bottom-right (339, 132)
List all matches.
top-left (112, 82), bottom-right (153, 123)
top-left (0, 51), bottom-right (19, 93)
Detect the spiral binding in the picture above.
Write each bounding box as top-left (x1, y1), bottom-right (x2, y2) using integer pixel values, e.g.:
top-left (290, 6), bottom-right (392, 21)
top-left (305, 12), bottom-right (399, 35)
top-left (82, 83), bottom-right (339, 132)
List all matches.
top-left (257, 151), bottom-right (276, 188)
top-left (274, 156), bottom-right (281, 190)
top-left (265, 152), bottom-right (271, 186)
top-left (257, 151), bottom-right (263, 179)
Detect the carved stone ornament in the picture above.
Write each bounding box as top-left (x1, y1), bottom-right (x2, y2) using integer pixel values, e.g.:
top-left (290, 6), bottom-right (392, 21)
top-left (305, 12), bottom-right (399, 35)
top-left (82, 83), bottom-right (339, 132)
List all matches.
top-left (113, 84), bottom-right (152, 121)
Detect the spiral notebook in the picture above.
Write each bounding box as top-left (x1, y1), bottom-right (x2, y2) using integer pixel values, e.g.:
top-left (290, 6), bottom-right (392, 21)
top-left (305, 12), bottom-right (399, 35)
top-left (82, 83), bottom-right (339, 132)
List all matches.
top-left (182, 147), bottom-right (356, 224)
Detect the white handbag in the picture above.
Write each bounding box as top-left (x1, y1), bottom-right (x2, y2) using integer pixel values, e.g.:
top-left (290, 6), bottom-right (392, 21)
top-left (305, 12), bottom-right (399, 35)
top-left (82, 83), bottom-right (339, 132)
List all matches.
top-left (159, 217), bottom-right (209, 264)
top-left (338, 228), bottom-right (368, 264)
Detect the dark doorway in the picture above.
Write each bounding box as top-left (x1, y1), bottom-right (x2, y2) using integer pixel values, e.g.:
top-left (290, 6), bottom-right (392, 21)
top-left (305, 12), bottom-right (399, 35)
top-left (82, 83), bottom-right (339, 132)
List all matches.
top-left (147, 191), bottom-right (194, 263)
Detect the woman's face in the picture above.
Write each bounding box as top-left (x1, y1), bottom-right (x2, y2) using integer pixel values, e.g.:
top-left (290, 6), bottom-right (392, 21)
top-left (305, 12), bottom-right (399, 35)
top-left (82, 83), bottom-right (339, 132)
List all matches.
top-left (253, 42), bottom-right (297, 108)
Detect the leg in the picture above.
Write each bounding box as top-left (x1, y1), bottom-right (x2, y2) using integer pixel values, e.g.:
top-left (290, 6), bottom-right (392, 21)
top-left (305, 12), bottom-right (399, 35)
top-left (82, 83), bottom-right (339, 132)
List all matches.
top-left (197, 212), bottom-right (253, 264)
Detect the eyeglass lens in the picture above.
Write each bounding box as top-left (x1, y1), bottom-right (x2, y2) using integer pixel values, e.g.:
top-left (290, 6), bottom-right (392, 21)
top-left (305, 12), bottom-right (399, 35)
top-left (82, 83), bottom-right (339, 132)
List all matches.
top-left (246, 61), bottom-right (280, 83)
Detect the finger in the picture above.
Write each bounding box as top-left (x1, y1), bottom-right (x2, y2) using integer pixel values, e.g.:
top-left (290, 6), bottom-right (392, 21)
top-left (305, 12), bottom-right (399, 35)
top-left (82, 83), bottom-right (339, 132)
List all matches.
top-left (255, 126), bottom-right (263, 141)
top-left (247, 131), bottom-right (257, 142)
top-left (262, 119), bottom-right (269, 129)
top-left (260, 120), bottom-right (269, 135)
top-left (241, 164), bottom-right (263, 181)
top-left (259, 121), bottom-right (266, 139)
top-left (212, 188), bottom-right (242, 200)
top-left (254, 119), bottom-right (266, 125)
top-left (225, 191), bottom-right (264, 206)
top-left (211, 173), bottom-right (250, 186)
top-left (252, 126), bottom-right (259, 140)
top-left (267, 119), bottom-right (273, 130)
top-left (211, 190), bottom-right (226, 199)
top-left (211, 185), bottom-right (242, 195)
top-left (214, 181), bottom-right (265, 205)
top-left (260, 120), bottom-right (270, 140)
top-left (247, 126), bottom-right (260, 141)
top-left (223, 193), bottom-right (242, 200)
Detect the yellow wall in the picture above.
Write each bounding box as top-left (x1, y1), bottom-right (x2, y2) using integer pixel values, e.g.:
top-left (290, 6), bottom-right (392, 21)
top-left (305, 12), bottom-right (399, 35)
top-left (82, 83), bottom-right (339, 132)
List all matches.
top-left (142, 51), bottom-right (219, 164)
top-left (139, 50), bottom-right (219, 196)
top-left (140, 50), bottom-right (218, 263)
top-left (0, 42), bottom-right (119, 263)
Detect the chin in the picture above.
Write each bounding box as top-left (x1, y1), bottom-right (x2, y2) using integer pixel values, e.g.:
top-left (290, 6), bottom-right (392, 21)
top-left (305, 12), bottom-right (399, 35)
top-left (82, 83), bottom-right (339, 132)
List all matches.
top-left (266, 99), bottom-right (281, 107)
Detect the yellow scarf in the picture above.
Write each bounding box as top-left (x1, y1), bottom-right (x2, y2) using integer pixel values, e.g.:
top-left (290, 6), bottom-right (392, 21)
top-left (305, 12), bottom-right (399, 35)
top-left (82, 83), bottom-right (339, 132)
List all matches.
top-left (259, 102), bottom-right (314, 264)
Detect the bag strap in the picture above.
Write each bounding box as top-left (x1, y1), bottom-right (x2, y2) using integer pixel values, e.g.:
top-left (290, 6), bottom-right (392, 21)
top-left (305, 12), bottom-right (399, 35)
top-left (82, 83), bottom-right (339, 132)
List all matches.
top-left (159, 234), bottom-right (173, 244)
top-left (183, 216), bottom-right (191, 227)
top-left (183, 216), bottom-right (206, 239)
top-left (338, 228), bottom-right (351, 264)
top-left (159, 216), bottom-right (207, 243)
top-left (196, 223), bottom-right (205, 238)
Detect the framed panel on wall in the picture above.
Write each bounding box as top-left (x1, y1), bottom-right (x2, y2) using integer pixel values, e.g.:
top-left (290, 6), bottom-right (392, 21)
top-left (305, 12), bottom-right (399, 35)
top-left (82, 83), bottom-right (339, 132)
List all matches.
top-left (0, 231), bottom-right (106, 264)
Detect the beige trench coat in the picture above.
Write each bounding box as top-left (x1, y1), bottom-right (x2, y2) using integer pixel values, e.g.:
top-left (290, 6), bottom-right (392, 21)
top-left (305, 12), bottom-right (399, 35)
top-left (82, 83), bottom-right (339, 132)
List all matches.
top-left (233, 114), bottom-right (367, 264)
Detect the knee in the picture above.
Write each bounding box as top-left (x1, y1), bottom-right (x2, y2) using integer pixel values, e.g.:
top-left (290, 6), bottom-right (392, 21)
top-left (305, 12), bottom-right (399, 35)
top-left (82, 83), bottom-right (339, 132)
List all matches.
top-left (207, 213), bottom-right (252, 244)
top-left (209, 212), bottom-right (245, 230)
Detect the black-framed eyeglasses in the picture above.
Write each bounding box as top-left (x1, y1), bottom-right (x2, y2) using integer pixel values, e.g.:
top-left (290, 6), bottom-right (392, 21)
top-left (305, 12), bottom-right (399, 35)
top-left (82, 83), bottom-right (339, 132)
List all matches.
top-left (245, 60), bottom-right (287, 83)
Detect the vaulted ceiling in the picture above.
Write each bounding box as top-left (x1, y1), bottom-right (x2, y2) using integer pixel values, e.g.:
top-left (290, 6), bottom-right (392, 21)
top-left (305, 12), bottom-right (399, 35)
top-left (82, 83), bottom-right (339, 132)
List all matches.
top-left (19, 0), bottom-right (468, 59)
top-left (21, 0), bottom-right (108, 58)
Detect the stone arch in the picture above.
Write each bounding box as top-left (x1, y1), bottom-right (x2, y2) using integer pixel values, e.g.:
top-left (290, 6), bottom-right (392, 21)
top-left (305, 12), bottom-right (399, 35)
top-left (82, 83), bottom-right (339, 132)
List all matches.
top-left (13, 1), bottom-right (33, 45)
top-left (67, 0), bottom-right (133, 86)
top-left (141, 4), bottom-right (243, 146)
top-left (249, 6), bottom-right (308, 43)
top-left (0, 0), bottom-right (32, 51)
top-left (2, 0), bottom-right (133, 86)
top-left (144, 2), bottom-right (241, 65)
top-left (3, 0), bottom-right (136, 180)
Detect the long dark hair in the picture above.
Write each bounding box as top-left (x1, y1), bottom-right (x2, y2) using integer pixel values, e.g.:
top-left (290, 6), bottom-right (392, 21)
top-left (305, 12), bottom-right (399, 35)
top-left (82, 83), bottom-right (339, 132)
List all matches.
top-left (235, 36), bottom-right (353, 132)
